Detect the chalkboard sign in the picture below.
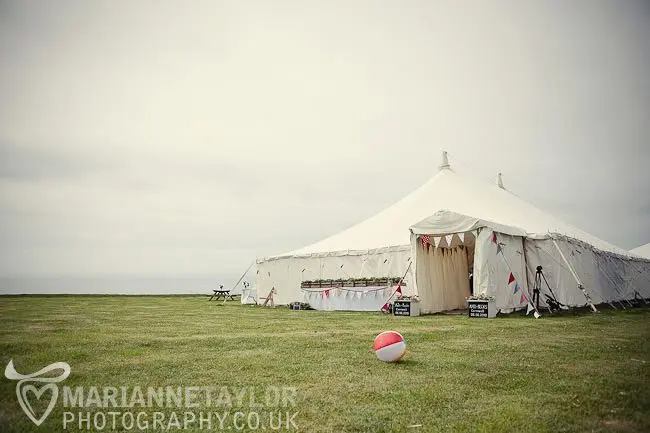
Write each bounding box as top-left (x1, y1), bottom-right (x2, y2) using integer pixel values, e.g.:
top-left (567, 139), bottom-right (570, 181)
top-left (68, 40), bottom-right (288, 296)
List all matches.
top-left (393, 300), bottom-right (412, 316)
top-left (468, 300), bottom-right (490, 318)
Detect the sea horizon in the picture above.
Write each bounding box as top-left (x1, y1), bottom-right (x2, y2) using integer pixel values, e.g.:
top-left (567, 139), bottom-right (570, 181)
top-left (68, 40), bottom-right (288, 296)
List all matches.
top-left (0, 273), bottom-right (247, 295)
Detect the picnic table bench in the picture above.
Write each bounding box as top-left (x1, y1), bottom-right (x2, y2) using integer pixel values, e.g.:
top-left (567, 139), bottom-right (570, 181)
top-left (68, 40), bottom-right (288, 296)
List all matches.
top-left (209, 286), bottom-right (236, 301)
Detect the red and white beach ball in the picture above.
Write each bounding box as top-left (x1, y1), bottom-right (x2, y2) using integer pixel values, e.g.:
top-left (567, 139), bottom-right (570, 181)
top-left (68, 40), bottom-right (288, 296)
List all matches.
top-left (373, 331), bottom-right (406, 362)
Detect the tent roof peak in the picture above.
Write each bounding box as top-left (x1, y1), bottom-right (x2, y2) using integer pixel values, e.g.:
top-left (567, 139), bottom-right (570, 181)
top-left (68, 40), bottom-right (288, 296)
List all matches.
top-left (439, 151), bottom-right (451, 171)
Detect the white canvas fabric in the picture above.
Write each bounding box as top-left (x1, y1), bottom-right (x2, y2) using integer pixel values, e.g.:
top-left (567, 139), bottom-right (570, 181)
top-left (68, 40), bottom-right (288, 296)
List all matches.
top-left (303, 286), bottom-right (394, 311)
top-left (240, 285), bottom-right (258, 305)
top-left (411, 215), bottom-right (650, 314)
top-left (256, 247), bottom-right (412, 306)
top-left (257, 153), bottom-right (648, 308)
top-left (631, 243), bottom-right (650, 259)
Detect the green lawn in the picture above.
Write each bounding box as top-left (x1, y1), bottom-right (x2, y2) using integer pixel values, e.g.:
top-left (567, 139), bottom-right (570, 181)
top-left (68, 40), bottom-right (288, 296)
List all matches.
top-left (0, 296), bottom-right (649, 433)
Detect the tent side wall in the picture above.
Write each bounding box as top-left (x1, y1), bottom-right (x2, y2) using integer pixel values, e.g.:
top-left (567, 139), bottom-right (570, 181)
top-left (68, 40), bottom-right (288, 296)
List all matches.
top-left (522, 238), bottom-right (594, 307)
top-left (523, 237), bottom-right (650, 309)
top-left (412, 224), bottom-right (650, 315)
top-left (256, 246), bottom-right (414, 306)
top-left (473, 229), bottom-right (529, 312)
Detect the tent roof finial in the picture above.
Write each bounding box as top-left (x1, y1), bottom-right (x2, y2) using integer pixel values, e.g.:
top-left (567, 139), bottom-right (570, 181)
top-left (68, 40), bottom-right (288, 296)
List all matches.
top-left (439, 151), bottom-right (450, 170)
top-left (497, 172), bottom-right (504, 189)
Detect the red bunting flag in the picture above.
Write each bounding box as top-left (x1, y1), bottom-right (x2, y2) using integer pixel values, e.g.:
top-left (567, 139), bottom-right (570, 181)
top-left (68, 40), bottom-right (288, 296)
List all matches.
top-left (520, 293), bottom-right (527, 304)
top-left (381, 303), bottom-right (389, 311)
top-left (508, 273), bottom-right (515, 284)
top-left (324, 289), bottom-right (330, 298)
top-left (492, 232), bottom-right (497, 244)
top-left (422, 235), bottom-right (431, 248)
top-left (396, 284), bottom-right (402, 294)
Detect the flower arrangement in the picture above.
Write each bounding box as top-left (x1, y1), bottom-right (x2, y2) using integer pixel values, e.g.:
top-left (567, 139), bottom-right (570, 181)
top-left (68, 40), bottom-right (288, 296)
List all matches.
top-left (301, 277), bottom-right (404, 288)
top-left (467, 294), bottom-right (495, 301)
top-left (397, 295), bottom-right (420, 302)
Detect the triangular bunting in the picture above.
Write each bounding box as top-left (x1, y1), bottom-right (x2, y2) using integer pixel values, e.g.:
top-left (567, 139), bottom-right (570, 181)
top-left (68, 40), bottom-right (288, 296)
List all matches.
top-left (434, 236), bottom-right (442, 248)
top-left (458, 232), bottom-right (465, 243)
top-left (324, 289), bottom-right (330, 298)
top-left (445, 234), bottom-right (453, 247)
top-left (520, 293), bottom-right (527, 304)
top-left (513, 282), bottom-right (520, 294)
top-left (396, 284), bottom-right (402, 294)
top-left (526, 303), bottom-right (533, 315)
top-left (508, 273), bottom-right (515, 284)
top-left (492, 232), bottom-right (497, 244)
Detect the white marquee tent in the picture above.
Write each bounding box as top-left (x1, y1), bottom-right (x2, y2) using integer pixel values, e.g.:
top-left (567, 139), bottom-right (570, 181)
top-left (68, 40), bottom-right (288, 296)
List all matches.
top-left (631, 243), bottom-right (650, 260)
top-left (256, 152), bottom-right (650, 312)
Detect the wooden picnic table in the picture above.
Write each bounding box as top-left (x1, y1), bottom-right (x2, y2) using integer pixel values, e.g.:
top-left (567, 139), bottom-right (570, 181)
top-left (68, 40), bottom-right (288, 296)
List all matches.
top-left (209, 289), bottom-right (235, 301)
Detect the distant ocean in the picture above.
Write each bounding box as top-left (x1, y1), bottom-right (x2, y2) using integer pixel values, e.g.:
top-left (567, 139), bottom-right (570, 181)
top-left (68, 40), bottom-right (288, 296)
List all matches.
top-left (0, 274), bottom-right (245, 295)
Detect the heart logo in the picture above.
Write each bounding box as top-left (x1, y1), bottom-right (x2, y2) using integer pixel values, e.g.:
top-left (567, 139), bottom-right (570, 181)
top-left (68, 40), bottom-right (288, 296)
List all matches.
top-left (4, 360), bottom-right (71, 426)
top-left (17, 382), bottom-right (59, 426)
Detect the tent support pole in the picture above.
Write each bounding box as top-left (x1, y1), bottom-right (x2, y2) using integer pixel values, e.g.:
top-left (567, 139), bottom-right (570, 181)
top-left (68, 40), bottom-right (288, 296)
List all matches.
top-left (379, 260), bottom-right (412, 311)
top-left (552, 239), bottom-right (598, 313)
top-left (223, 261), bottom-right (255, 305)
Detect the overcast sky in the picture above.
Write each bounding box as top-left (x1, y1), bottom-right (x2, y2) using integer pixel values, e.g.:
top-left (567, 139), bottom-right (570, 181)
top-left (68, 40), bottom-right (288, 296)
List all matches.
top-left (1, 0), bottom-right (649, 276)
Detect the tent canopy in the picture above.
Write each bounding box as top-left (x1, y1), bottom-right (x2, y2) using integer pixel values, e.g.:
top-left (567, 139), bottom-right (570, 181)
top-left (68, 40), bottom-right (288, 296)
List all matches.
top-left (268, 152), bottom-right (632, 259)
top-left (410, 210), bottom-right (526, 238)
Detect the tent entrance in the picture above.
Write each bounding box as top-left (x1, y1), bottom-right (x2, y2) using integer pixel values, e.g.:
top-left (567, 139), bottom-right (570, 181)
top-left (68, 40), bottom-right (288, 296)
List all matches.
top-left (415, 235), bottom-right (474, 314)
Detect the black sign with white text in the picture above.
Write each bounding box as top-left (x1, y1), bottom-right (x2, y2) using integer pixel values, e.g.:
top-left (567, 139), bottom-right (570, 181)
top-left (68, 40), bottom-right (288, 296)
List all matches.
top-left (468, 300), bottom-right (489, 318)
top-left (393, 300), bottom-right (411, 316)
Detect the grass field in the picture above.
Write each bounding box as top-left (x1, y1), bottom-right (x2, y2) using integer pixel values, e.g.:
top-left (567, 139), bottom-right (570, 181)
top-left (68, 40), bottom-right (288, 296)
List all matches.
top-left (0, 296), bottom-right (649, 433)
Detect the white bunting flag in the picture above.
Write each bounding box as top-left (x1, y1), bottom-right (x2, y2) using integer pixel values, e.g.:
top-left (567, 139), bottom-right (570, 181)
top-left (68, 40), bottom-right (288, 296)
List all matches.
top-left (445, 234), bottom-right (454, 247)
top-left (458, 232), bottom-right (465, 243)
top-left (434, 236), bottom-right (442, 248)
top-left (526, 303), bottom-right (534, 315)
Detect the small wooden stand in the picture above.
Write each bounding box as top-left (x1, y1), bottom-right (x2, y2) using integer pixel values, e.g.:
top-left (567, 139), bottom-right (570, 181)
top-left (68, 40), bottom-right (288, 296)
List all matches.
top-left (261, 287), bottom-right (277, 307)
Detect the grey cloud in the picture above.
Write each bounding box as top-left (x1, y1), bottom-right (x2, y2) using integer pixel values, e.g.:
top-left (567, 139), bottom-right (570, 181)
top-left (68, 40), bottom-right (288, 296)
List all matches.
top-left (0, 143), bottom-right (118, 181)
top-left (1, 0), bottom-right (649, 275)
